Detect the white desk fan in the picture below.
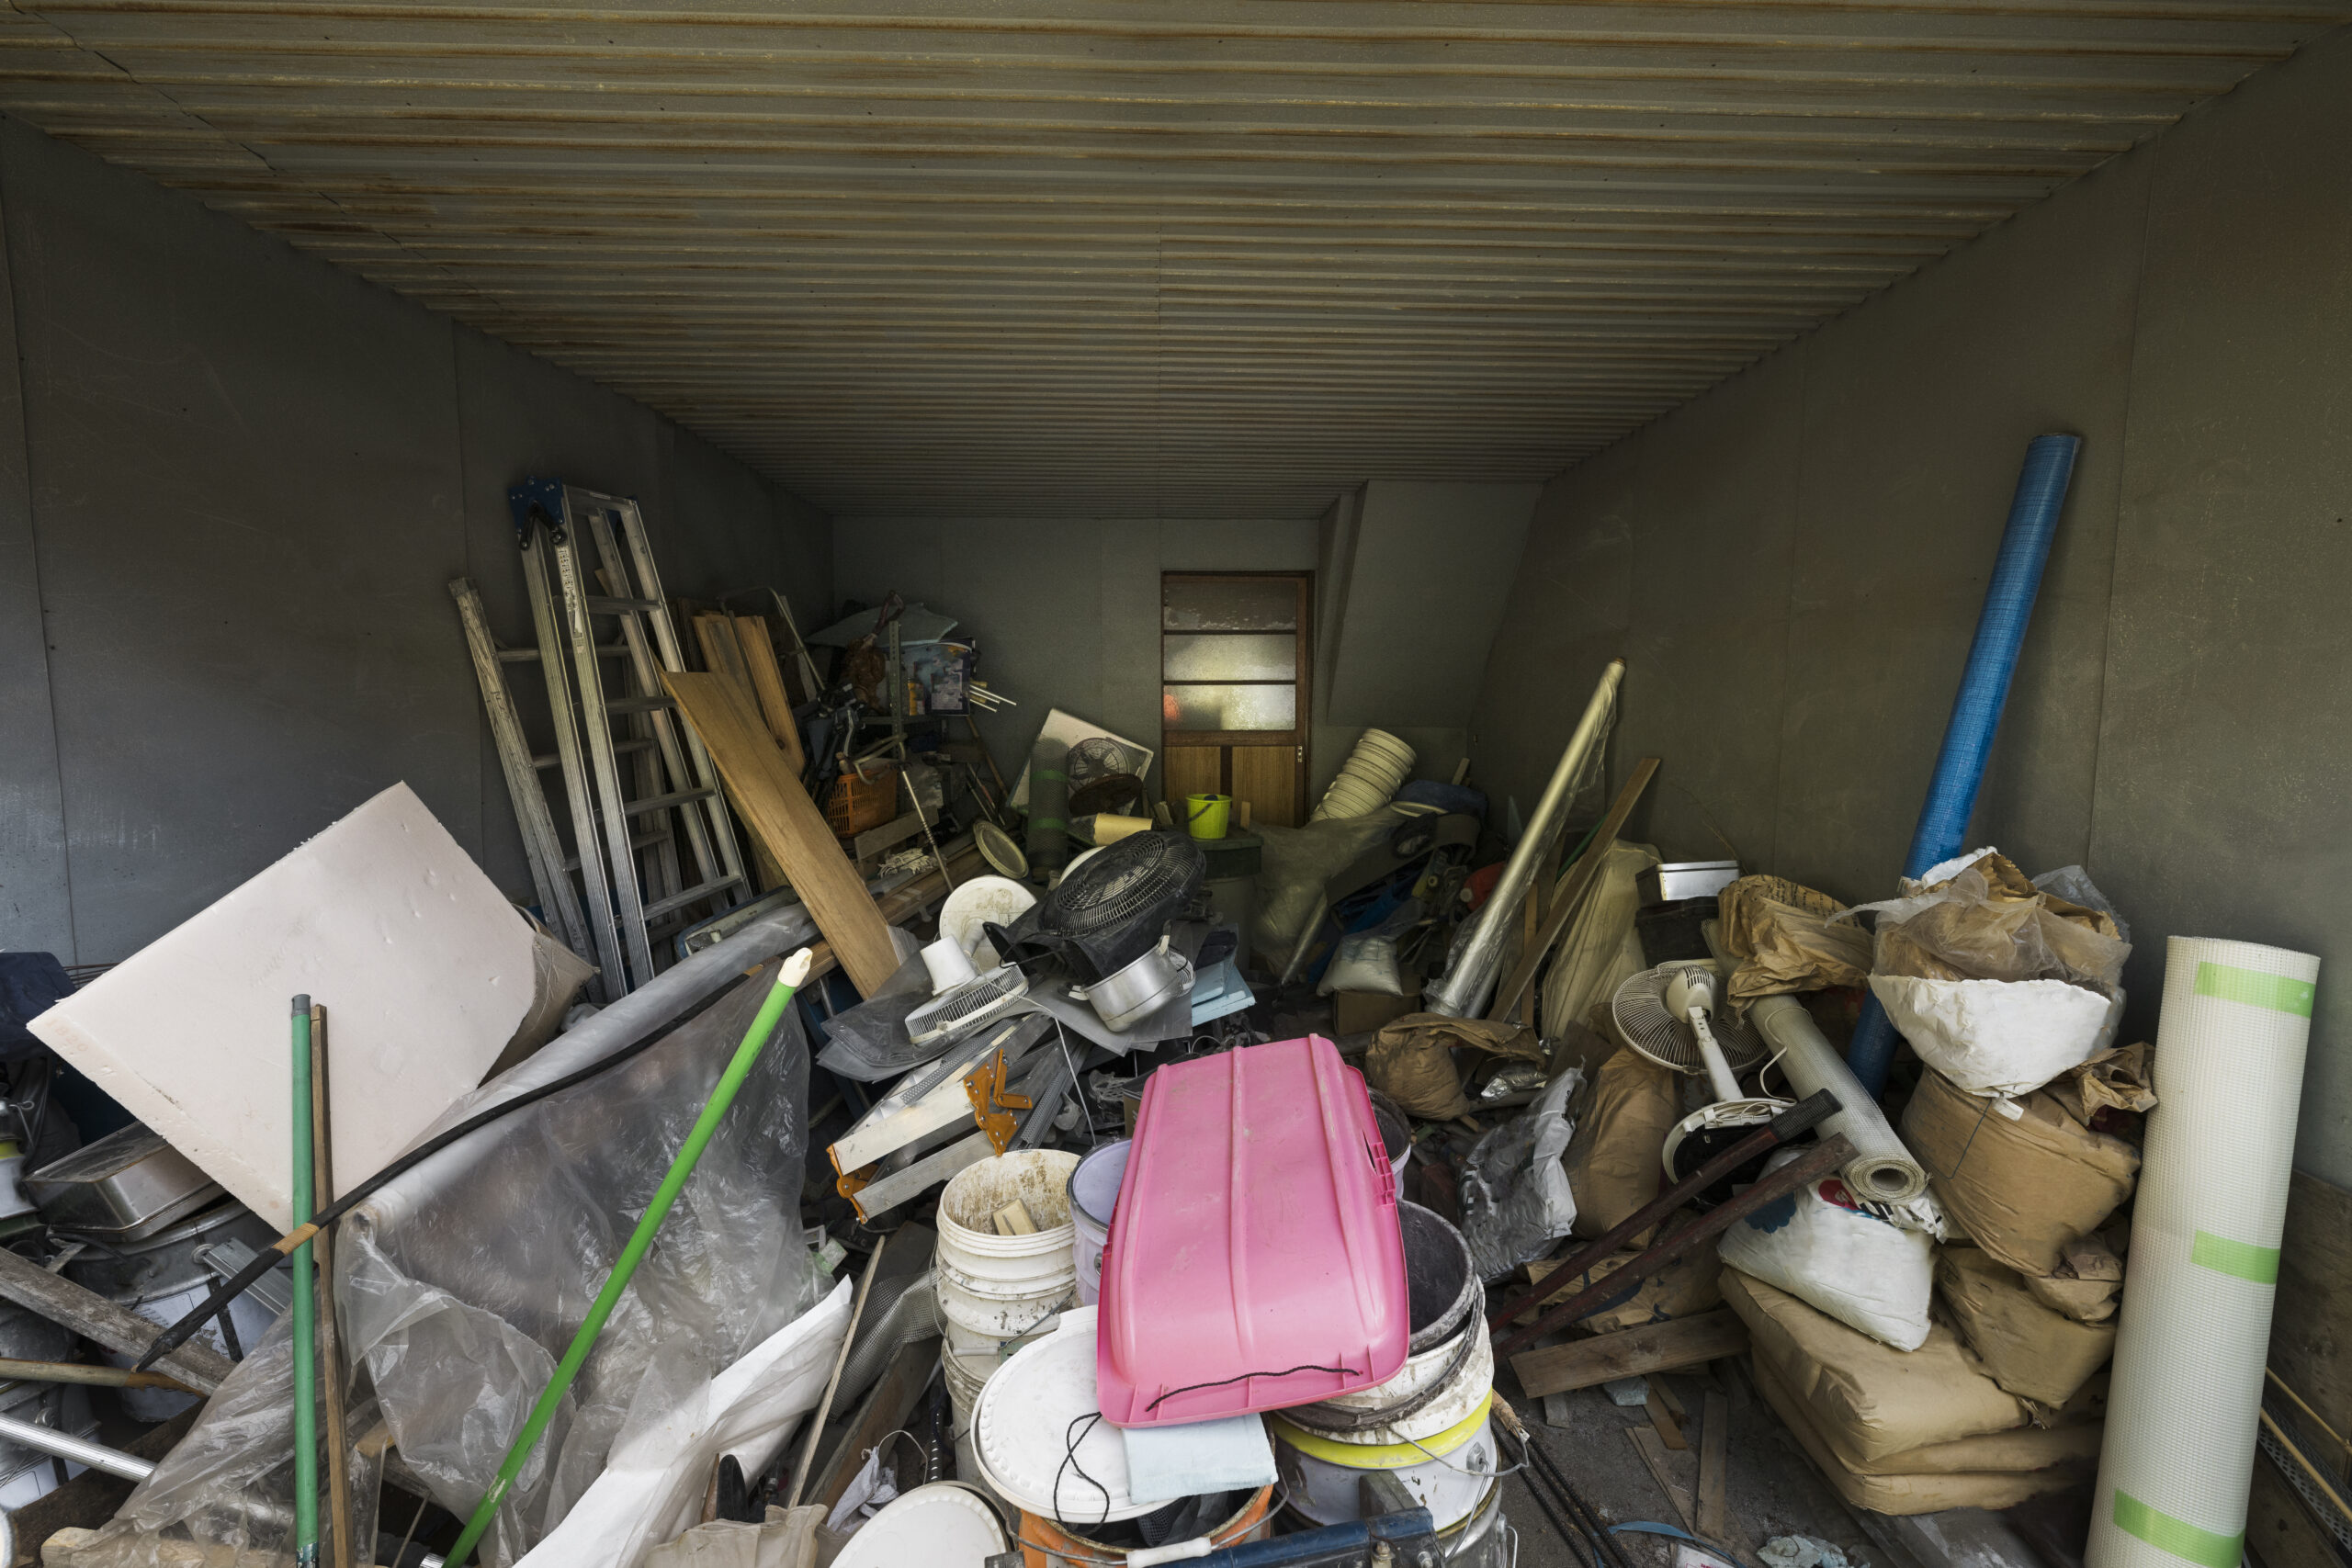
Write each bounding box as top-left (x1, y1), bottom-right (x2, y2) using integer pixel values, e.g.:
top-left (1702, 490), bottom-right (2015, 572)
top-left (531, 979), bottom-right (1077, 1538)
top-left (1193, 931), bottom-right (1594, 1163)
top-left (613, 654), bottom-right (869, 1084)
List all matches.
top-left (1609, 960), bottom-right (1793, 1204)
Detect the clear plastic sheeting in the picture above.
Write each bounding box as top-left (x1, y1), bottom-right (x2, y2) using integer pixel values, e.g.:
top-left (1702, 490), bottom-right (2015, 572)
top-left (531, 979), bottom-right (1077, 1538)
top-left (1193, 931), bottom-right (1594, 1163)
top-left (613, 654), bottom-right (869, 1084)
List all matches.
top-left (65, 964), bottom-right (828, 1568)
top-left (1459, 1068), bottom-right (1583, 1282)
top-left (1538, 841), bottom-right (1657, 1040)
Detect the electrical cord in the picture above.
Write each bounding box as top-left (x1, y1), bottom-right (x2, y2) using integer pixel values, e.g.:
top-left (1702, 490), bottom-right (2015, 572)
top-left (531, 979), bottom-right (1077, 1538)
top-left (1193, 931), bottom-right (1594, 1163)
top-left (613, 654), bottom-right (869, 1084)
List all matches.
top-left (133, 966), bottom-right (761, 1371)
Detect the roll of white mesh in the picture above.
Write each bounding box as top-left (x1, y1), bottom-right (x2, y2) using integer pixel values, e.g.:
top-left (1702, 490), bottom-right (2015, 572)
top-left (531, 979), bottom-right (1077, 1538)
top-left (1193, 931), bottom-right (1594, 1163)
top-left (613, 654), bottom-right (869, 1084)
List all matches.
top-left (2087, 936), bottom-right (2321, 1568)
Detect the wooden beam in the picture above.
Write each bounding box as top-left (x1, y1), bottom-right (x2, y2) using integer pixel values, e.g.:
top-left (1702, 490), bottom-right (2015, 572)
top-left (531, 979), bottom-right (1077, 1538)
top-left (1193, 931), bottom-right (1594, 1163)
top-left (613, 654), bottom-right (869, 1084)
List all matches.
top-left (0, 1247), bottom-right (233, 1394)
top-left (1698, 1390), bottom-right (1735, 1546)
top-left (733, 615), bottom-right (808, 775)
top-left (1487, 757), bottom-right (1660, 1022)
top-left (1510, 1308), bottom-right (1748, 1399)
top-left (1629, 1426), bottom-right (1698, 1532)
top-left (662, 671), bottom-right (900, 994)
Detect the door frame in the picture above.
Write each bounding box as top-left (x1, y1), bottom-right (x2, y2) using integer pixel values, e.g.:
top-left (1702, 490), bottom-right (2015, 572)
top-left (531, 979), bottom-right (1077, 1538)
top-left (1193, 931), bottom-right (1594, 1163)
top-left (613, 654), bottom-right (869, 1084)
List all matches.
top-left (1159, 570), bottom-right (1313, 821)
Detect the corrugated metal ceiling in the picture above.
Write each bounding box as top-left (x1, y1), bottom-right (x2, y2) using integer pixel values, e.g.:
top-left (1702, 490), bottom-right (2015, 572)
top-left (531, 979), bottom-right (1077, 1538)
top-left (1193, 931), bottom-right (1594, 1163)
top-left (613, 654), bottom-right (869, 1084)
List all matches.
top-left (0, 2), bottom-right (2341, 516)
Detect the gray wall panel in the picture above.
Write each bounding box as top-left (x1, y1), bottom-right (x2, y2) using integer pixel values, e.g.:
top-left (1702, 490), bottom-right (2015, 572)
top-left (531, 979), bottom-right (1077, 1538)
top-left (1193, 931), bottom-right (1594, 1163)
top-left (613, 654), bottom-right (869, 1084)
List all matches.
top-left (0, 118), bottom-right (830, 964)
top-left (1469, 29), bottom-right (2352, 1178)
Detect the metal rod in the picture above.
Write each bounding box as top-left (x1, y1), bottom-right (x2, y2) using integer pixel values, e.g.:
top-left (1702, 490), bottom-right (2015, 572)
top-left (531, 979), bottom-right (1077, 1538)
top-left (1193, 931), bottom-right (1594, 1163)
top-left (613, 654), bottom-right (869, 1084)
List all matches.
top-left (0, 1359), bottom-right (196, 1393)
top-left (1496, 1132), bottom-right (1855, 1359)
top-left (291, 998), bottom-right (321, 1567)
top-left (311, 1006), bottom-right (354, 1568)
top-left (0, 1409), bottom-right (153, 1482)
top-left (1425, 657), bottom-right (1624, 1018)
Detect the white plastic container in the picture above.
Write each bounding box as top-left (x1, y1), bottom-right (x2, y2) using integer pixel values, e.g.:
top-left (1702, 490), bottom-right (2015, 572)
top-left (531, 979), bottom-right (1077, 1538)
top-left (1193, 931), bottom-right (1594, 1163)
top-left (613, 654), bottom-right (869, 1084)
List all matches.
top-left (1288, 1323), bottom-right (1492, 1438)
top-left (935, 1151), bottom-right (1080, 1336)
top-left (1067, 1139), bottom-right (1132, 1307)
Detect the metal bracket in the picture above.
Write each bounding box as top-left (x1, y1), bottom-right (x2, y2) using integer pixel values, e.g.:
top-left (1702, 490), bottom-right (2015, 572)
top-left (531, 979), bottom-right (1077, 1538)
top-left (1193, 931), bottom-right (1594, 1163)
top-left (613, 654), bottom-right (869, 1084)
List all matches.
top-left (964, 1048), bottom-right (1034, 1156)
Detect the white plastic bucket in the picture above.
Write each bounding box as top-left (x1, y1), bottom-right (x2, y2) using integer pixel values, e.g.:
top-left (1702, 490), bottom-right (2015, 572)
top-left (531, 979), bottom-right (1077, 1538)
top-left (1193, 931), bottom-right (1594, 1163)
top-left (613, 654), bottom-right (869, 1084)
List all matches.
top-left (1067, 1139), bottom-right (1132, 1307)
top-left (937, 1148), bottom-right (1080, 1309)
top-left (1291, 1324), bottom-right (1492, 1438)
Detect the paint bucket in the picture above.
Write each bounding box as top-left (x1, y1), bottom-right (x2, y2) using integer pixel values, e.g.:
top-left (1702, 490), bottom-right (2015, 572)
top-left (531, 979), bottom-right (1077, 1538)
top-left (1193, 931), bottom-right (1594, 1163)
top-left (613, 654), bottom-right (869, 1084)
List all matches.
top-left (1278, 1477), bottom-right (1508, 1564)
top-left (1283, 1319), bottom-right (1493, 1438)
top-left (1066, 1139), bottom-right (1133, 1307)
top-left (1271, 1391), bottom-right (1498, 1530)
top-left (936, 1152), bottom-right (1080, 1337)
top-left (1012, 1487), bottom-right (1276, 1566)
top-left (836, 1482), bottom-right (1008, 1565)
top-left (1183, 794), bottom-right (1231, 840)
top-left (1398, 1201), bottom-right (1478, 1354)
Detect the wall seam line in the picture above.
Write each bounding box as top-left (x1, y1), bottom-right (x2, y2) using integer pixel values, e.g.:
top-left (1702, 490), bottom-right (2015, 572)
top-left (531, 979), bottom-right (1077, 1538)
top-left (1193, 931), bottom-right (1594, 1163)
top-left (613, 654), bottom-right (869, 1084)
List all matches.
top-left (1771, 341), bottom-right (1812, 880)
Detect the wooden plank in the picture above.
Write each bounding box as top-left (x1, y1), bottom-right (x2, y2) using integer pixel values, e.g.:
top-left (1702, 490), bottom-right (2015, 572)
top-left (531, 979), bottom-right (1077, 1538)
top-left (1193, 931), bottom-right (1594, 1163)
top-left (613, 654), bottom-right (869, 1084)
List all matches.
top-left (1648, 1394), bottom-right (1687, 1450)
top-left (1630, 1426), bottom-right (1698, 1532)
top-left (2271, 1169), bottom-right (2352, 1443)
top-left (850, 1132), bottom-right (990, 1221)
top-left (662, 671), bottom-right (899, 994)
top-left (1698, 1390), bottom-right (1734, 1545)
top-left (1486, 756), bottom-right (1661, 1022)
top-left (808, 1336), bottom-right (938, 1514)
top-left (694, 613), bottom-right (752, 689)
top-left (734, 615), bottom-right (808, 774)
top-left (0, 1247), bottom-right (233, 1393)
top-left (1510, 1308), bottom-right (1747, 1399)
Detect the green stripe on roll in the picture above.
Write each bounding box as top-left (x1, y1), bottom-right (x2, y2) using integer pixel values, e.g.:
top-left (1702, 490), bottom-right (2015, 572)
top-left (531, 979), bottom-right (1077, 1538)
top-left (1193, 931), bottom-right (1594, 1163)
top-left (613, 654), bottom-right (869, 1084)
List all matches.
top-left (2191, 1229), bottom-right (2280, 1284)
top-left (2113, 1492), bottom-right (2242, 1568)
top-left (2194, 961), bottom-right (2315, 1017)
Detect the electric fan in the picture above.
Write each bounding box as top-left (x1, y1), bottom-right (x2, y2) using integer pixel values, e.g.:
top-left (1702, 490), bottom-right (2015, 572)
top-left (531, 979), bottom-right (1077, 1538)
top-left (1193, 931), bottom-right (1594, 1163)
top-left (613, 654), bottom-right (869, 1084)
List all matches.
top-left (1609, 960), bottom-right (1793, 1206)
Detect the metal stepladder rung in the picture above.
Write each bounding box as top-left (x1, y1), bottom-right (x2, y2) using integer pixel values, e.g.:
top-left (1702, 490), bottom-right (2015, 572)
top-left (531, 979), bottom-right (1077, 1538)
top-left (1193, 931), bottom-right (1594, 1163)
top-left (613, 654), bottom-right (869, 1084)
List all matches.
top-left (506, 478), bottom-right (751, 995)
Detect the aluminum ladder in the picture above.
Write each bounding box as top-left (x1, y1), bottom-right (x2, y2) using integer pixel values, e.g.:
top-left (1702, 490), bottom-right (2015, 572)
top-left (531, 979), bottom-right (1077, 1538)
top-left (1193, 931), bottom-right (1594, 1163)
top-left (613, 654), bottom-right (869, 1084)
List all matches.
top-left (487, 479), bottom-right (751, 995)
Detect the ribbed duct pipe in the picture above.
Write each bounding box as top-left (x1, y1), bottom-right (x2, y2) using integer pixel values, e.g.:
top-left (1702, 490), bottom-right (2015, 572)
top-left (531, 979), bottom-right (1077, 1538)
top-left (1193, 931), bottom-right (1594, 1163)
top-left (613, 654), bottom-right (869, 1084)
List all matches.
top-left (1846, 434), bottom-right (2080, 1094)
top-left (1026, 736), bottom-right (1069, 881)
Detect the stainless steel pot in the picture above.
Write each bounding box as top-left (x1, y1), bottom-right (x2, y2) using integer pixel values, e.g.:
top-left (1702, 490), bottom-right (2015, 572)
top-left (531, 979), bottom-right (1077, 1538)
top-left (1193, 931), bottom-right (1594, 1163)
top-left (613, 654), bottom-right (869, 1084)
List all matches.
top-left (1069, 938), bottom-right (1193, 1032)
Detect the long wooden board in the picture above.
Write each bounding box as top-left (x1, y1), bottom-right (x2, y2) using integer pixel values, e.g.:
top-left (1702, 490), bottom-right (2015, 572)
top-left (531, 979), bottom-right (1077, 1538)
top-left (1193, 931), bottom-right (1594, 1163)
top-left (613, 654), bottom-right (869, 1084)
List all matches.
top-left (1487, 756), bottom-right (1661, 1022)
top-left (0, 1247), bottom-right (233, 1393)
top-left (662, 671), bottom-right (899, 994)
top-left (734, 615), bottom-right (808, 774)
top-left (1510, 1308), bottom-right (1747, 1398)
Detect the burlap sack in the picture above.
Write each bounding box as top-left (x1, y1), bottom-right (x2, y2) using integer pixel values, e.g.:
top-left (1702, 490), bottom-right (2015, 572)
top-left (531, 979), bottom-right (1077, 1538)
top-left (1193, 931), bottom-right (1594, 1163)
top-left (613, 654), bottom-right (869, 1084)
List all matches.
top-left (1561, 1047), bottom-right (1679, 1239)
top-left (1720, 1268), bottom-right (2029, 1464)
top-left (1935, 1246), bottom-right (2116, 1407)
top-left (1364, 1014), bottom-right (1544, 1121)
top-left (1717, 876), bottom-right (1873, 1004)
top-left (1901, 1067), bottom-right (2140, 1275)
top-left (2022, 1229), bottom-right (2127, 1324)
top-left (1750, 1354), bottom-right (2097, 1516)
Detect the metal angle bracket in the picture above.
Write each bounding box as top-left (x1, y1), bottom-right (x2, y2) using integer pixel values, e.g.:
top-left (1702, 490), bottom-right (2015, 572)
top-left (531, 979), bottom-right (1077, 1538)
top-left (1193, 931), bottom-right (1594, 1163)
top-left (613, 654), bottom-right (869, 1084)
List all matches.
top-left (506, 477), bottom-right (569, 551)
top-left (964, 1048), bottom-right (1034, 1156)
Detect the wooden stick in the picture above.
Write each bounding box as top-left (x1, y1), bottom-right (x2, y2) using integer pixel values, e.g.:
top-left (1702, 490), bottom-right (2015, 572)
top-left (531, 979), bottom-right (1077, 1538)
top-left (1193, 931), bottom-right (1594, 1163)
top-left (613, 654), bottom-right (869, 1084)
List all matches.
top-left (1487, 757), bottom-right (1659, 1022)
top-left (0, 1358), bottom-right (196, 1393)
top-left (784, 1234), bottom-right (888, 1509)
top-left (311, 1005), bottom-right (354, 1568)
top-left (0, 1251), bottom-right (233, 1393)
top-left (1697, 1390), bottom-right (1734, 1546)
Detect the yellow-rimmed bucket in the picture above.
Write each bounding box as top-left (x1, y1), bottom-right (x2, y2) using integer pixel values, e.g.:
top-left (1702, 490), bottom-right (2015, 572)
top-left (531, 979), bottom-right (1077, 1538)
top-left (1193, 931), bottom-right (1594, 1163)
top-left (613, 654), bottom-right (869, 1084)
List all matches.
top-left (1272, 1391), bottom-right (1498, 1529)
top-left (1183, 793), bottom-right (1231, 840)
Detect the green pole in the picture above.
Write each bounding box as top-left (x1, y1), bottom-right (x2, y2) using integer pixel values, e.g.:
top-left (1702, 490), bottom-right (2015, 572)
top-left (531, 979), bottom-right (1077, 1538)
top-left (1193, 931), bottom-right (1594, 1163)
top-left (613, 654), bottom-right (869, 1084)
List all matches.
top-left (445, 950), bottom-right (814, 1567)
top-left (290, 997), bottom-right (319, 1568)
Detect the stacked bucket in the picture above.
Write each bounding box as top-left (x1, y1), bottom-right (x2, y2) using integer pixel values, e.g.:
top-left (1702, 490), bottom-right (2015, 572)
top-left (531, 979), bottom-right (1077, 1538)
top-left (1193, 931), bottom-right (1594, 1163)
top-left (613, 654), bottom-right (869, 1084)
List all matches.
top-left (1309, 729), bottom-right (1416, 821)
top-left (933, 1150), bottom-right (1081, 1486)
top-left (1269, 1202), bottom-right (1509, 1563)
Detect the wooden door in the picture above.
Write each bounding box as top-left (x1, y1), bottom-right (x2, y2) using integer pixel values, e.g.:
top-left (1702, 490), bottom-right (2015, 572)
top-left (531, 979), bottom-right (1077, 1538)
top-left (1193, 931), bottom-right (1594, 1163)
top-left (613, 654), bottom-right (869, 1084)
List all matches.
top-left (1160, 573), bottom-right (1310, 830)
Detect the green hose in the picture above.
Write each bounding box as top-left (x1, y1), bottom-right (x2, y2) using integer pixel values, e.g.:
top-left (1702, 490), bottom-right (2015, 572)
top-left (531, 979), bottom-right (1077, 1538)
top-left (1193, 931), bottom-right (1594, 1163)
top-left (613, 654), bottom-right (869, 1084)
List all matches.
top-left (445, 950), bottom-right (813, 1567)
top-left (290, 997), bottom-right (319, 1568)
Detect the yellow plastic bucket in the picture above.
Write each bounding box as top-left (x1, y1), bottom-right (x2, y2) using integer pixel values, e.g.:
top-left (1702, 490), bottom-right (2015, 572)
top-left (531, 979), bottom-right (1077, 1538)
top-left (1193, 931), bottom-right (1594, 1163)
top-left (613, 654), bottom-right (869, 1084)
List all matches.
top-left (1183, 793), bottom-right (1231, 840)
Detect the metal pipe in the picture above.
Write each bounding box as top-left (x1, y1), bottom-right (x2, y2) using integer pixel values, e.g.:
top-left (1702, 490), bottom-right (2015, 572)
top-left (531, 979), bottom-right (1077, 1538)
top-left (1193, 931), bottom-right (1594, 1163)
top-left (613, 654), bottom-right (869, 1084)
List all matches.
top-left (0, 1411), bottom-right (153, 1482)
top-left (1424, 658), bottom-right (1623, 1018)
top-left (1846, 434), bottom-right (2078, 1094)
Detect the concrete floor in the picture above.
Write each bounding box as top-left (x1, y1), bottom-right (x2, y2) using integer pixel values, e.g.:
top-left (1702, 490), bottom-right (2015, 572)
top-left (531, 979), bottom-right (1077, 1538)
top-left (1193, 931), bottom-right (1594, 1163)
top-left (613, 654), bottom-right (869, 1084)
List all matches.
top-left (1496, 1359), bottom-right (1885, 1568)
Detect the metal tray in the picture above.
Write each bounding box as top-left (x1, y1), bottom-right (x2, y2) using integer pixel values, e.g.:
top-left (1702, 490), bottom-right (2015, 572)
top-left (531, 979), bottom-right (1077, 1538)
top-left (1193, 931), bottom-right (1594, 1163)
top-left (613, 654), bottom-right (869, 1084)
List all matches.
top-left (24, 1123), bottom-right (223, 1241)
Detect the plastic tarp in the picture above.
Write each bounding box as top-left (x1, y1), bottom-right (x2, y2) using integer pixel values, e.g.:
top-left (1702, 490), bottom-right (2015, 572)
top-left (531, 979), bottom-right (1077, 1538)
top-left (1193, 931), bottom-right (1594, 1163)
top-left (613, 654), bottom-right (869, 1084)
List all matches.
top-left (1459, 1068), bottom-right (1583, 1282)
top-left (65, 965), bottom-right (831, 1568)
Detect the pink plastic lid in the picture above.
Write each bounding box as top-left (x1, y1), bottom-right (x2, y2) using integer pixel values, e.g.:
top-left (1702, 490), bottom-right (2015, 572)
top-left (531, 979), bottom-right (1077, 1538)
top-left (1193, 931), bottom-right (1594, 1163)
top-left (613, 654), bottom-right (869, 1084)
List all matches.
top-left (1094, 1035), bottom-right (1408, 1426)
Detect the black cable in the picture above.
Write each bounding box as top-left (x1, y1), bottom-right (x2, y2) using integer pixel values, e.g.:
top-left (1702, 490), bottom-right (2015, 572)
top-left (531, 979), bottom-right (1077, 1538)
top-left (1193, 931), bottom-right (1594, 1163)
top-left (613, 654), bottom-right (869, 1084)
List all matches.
top-left (1054, 1411), bottom-right (1113, 1533)
top-left (134, 968), bottom-right (760, 1371)
top-left (1499, 1421), bottom-right (1596, 1568)
top-left (1142, 1363), bottom-right (1362, 1416)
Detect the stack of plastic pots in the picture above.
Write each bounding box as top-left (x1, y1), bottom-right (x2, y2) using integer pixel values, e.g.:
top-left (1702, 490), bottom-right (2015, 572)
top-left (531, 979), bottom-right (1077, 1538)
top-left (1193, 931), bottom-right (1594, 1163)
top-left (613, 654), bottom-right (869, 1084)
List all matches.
top-left (1309, 729), bottom-right (1416, 821)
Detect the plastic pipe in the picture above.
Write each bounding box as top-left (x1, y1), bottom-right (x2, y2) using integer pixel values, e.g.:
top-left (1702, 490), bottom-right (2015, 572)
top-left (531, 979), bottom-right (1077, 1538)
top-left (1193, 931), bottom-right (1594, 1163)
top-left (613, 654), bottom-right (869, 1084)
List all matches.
top-left (290, 997), bottom-right (320, 1568)
top-left (1424, 659), bottom-right (1624, 1018)
top-left (445, 948), bottom-right (815, 1568)
top-left (1845, 434), bottom-right (2079, 1094)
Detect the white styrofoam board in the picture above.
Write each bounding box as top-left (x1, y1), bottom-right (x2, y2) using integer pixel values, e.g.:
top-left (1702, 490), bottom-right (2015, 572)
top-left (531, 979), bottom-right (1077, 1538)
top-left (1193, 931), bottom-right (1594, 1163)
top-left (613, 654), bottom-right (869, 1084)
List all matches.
top-left (29, 782), bottom-right (539, 1228)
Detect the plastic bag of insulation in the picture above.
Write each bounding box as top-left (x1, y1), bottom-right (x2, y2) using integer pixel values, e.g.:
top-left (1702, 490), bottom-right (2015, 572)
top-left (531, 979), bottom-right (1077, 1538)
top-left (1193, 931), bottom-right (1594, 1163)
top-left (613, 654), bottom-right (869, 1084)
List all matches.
top-left (56, 958), bottom-right (832, 1568)
top-left (1716, 1146), bottom-right (1936, 1349)
top-left (1459, 1068), bottom-right (1585, 1281)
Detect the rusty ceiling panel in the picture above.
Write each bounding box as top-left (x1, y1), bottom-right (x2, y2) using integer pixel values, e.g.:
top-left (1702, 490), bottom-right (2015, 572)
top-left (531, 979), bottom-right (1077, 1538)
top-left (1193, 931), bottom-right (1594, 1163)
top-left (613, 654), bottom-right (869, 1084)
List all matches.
top-left (0, 1), bottom-right (2339, 515)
